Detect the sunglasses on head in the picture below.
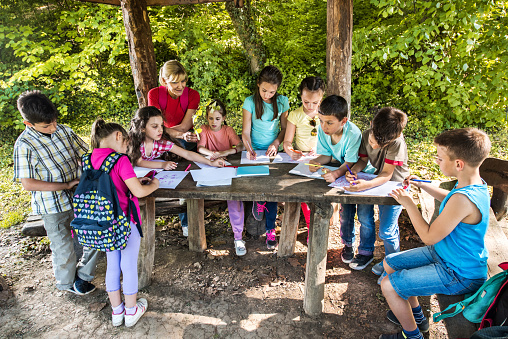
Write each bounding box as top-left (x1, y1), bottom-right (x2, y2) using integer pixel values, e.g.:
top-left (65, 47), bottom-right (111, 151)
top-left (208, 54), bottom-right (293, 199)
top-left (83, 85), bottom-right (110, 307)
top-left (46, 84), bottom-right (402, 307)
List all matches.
top-left (309, 118), bottom-right (317, 136)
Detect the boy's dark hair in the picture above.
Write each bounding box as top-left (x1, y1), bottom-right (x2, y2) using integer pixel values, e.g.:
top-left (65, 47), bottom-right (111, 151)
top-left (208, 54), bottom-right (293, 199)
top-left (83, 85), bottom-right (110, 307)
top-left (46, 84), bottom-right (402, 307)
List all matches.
top-left (254, 65), bottom-right (283, 121)
top-left (90, 117), bottom-right (128, 150)
top-left (371, 107), bottom-right (408, 148)
top-left (318, 95), bottom-right (348, 120)
top-left (434, 128), bottom-right (491, 167)
top-left (17, 90), bottom-right (58, 124)
top-left (299, 76), bottom-right (326, 96)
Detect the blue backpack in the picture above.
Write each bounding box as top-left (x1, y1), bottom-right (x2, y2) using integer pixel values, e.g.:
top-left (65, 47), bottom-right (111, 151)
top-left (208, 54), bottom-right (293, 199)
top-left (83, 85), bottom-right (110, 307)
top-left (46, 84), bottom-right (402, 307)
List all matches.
top-left (70, 152), bottom-right (141, 252)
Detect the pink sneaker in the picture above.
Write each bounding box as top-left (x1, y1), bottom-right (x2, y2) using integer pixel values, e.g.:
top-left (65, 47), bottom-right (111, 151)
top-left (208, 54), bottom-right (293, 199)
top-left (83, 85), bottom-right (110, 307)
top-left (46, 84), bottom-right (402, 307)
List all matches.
top-left (266, 229), bottom-right (277, 250)
top-left (253, 201), bottom-right (268, 221)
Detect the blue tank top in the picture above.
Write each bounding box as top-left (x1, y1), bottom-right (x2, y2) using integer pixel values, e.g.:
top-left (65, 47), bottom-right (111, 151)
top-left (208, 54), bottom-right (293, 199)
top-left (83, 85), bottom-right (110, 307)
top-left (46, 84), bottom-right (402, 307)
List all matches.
top-left (435, 181), bottom-right (490, 279)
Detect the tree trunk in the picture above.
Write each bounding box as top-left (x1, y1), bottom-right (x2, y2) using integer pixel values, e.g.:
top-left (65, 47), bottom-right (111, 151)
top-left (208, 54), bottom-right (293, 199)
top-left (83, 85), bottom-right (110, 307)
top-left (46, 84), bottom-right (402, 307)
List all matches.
top-left (326, 0), bottom-right (353, 109)
top-left (225, 0), bottom-right (265, 74)
top-left (120, 0), bottom-right (158, 107)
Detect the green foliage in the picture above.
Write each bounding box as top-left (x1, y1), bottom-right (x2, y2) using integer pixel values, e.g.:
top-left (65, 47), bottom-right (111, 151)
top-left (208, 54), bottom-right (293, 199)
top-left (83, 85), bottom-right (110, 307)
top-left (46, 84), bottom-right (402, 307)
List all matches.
top-left (0, 210), bottom-right (25, 229)
top-left (353, 0), bottom-right (508, 133)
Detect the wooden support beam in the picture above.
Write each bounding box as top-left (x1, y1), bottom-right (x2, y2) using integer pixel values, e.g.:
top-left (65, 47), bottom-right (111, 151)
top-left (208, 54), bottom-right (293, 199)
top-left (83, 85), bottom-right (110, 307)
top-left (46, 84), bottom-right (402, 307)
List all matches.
top-left (188, 199), bottom-right (207, 252)
top-left (278, 202), bottom-right (300, 257)
top-left (138, 197), bottom-right (156, 289)
top-left (326, 0), bottom-right (353, 108)
top-left (120, 0), bottom-right (158, 107)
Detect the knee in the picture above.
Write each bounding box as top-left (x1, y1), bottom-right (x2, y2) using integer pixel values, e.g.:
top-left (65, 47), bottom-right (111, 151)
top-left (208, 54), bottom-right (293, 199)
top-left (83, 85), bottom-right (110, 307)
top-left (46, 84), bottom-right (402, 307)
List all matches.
top-left (383, 259), bottom-right (395, 274)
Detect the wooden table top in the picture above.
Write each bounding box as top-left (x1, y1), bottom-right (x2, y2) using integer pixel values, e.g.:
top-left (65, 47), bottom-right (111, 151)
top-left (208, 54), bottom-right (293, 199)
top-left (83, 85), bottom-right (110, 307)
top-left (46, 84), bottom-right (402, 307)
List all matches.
top-left (150, 153), bottom-right (399, 205)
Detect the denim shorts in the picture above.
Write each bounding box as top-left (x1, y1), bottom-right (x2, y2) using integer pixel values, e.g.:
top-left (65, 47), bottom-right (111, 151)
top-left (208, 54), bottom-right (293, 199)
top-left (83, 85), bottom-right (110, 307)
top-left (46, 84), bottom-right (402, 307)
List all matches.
top-left (385, 245), bottom-right (486, 300)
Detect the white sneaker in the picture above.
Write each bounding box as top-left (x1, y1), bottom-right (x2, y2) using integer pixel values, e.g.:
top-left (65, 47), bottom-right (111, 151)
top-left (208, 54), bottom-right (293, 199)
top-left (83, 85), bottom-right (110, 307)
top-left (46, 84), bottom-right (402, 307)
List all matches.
top-left (234, 239), bottom-right (247, 256)
top-left (112, 310), bottom-right (124, 327)
top-left (182, 226), bottom-right (188, 237)
top-left (125, 298), bottom-right (148, 328)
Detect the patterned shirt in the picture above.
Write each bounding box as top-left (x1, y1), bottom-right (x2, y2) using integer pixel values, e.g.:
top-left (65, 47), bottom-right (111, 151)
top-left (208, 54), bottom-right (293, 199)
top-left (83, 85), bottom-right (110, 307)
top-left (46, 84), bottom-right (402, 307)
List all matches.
top-left (13, 124), bottom-right (88, 214)
top-left (140, 139), bottom-right (174, 161)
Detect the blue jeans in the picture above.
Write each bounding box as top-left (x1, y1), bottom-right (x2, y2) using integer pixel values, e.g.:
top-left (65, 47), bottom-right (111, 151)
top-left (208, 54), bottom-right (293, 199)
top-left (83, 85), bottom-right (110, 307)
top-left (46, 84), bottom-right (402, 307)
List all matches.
top-left (385, 245), bottom-right (486, 300)
top-left (264, 201), bottom-right (277, 231)
top-left (340, 204), bottom-right (402, 256)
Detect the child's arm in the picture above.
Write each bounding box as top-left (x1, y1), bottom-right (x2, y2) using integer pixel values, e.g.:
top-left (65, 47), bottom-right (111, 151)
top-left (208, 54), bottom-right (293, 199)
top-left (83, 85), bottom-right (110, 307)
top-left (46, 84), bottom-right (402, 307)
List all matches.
top-left (283, 121), bottom-right (303, 160)
top-left (390, 188), bottom-right (481, 245)
top-left (242, 109), bottom-right (257, 159)
top-left (267, 110), bottom-right (289, 156)
top-left (322, 161), bottom-right (354, 183)
top-left (197, 145), bottom-right (221, 160)
top-left (345, 159), bottom-right (394, 191)
top-left (136, 158), bottom-right (177, 171)
top-left (20, 178), bottom-right (79, 191)
top-left (124, 177), bottom-right (159, 198)
top-left (171, 144), bottom-right (225, 167)
top-left (308, 155), bottom-right (331, 172)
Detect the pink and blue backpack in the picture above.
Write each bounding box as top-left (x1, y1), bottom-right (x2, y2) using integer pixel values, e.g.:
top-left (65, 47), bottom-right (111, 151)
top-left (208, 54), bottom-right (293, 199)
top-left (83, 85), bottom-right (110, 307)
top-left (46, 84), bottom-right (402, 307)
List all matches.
top-left (70, 152), bottom-right (141, 252)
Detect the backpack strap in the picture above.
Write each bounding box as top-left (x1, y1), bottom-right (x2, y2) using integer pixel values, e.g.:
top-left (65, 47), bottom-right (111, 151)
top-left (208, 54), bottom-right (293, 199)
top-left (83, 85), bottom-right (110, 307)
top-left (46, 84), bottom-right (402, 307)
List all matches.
top-left (180, 87), bottom-right (189, 113)
top-left (100, 152), bottom-right (124, 174)
top-left (81, 153), bottom-right (93, 171)
top-left (158, 86), bottom-right (168, 113)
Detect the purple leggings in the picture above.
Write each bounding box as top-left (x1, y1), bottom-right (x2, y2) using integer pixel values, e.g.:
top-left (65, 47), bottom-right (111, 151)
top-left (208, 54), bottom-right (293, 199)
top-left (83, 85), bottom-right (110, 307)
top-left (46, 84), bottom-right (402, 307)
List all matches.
top-left (105, 222), bottom-right (141, 295)
top-left (227, 200), bottom-right (245, 240)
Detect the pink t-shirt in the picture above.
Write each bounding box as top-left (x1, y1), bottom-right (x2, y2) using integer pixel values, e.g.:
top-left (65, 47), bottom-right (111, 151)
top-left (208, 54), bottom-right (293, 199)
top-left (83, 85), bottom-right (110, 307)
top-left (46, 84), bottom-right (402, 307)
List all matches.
top-left (147, 86), bottom-right (200, 128)
top-left (197, 125), bottom-right (241, 152)
top-left (140, 139), bottom-right (174, 161)
top-left (90, 148), bottom-right (141, 224)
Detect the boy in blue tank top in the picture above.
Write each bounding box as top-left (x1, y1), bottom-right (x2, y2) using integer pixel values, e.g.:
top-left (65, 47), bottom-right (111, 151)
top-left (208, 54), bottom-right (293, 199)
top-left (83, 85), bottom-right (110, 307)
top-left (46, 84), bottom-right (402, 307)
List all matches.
top-left (378, 128), bottom-right (491, 339)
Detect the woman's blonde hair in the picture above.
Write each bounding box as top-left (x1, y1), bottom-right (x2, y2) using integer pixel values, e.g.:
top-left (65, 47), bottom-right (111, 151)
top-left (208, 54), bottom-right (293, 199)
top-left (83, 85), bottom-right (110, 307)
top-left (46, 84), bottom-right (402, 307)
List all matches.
top-left (159, 60), bottom-right (188, 85)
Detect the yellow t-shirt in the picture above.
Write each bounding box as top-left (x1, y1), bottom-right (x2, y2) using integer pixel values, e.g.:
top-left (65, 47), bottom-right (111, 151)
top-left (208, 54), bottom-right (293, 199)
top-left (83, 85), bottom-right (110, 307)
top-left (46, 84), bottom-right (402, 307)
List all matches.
top-left (287, 106), bottom-right (319, 152)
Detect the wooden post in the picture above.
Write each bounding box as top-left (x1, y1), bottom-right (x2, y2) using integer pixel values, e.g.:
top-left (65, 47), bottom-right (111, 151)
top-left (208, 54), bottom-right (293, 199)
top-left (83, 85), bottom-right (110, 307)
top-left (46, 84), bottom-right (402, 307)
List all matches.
top-left (326, 0), bottom-right (353, 108)
top-left (138, 197), bottom-right (156, 289)
top-left (187, 199), bottom-right (207, 252)
top-left (278, 202), bottom-right (300, 257)
top-left (120, 0), bottom-right (158, 107)
top-left (303, 202), bottom-right (333, 316)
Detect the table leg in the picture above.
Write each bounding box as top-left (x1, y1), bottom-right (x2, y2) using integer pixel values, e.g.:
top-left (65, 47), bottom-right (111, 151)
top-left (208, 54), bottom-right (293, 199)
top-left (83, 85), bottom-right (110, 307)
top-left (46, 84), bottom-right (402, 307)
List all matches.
top-left (187, 198), bottom-right (206, 252)
top-left (303, 202), bottom-right (333, 316)
top-left (278, 202), bottom-right (300, 257)
top-left (138, 197), bottom-right (155, 289)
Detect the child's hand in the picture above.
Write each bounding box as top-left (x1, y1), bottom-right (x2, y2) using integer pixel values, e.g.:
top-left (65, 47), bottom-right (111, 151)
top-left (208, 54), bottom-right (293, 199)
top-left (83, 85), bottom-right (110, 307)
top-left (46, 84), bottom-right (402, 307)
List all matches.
top-left (308, 160), bottom-right (321, 173)
top-left (182, 131), bottom-right (198, 143)
top-left (289, 148), bottom-right (303, 160)
top-left (345, 170), bottom-right (357, 182)
top-left (308, 148), bottom-right (316, 156)
top-left (344, 179), bottom-right (368, 192)
top-left (210, 158), bottom-right (225, 167)
top-left (67, 179), bottom-right (80, 189)
top-left (266, 144), bottom-right (278, 157)
top-left (403, 174), bottom-right (423, 189)
top-left (247, 150), bottom-right (257, 160)
top-left (139, 177), bottom-right (151, 185)
top-left (209, 152), bottom-right (221, 161)
top-left (389, 187), bottom-right (413, 206)
top-left (322, 168), bottom-right (339, 183)
top-left (163, 161), bottom-right (177, 171)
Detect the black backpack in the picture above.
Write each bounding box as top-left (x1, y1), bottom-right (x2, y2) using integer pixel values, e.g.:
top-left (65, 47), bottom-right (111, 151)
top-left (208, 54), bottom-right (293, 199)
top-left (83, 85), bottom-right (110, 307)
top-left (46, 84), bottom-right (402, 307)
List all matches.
top-left (70, 152), bottom-right (141, 252)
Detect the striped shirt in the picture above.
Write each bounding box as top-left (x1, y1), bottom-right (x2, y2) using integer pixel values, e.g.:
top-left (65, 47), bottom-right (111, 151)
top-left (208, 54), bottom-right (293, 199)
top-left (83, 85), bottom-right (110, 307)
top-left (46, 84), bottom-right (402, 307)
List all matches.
top-left (140, 139), bottom-right (174, 161)
top-left (13, 124), bottom-right (88, 214)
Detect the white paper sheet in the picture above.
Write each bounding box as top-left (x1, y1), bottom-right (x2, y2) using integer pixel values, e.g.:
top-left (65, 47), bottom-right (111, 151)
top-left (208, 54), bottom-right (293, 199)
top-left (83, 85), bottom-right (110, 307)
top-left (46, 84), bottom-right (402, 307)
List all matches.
top-left (196, 178), bottom-right (232, 187)
top-left (190, 167), bottom-right (237, 182)
top-left (328, 173), bottom-right (403, 197)
top-left (288, 162), bottom-right (340, 180)
top-left (133, 160), bottom-right (168, 177)
top-left (240, 150), bottom-right (271, 164)
top-left (272, 152), bottom-right (319, 164)
top-left (154, 171), bottom-right (188, 189)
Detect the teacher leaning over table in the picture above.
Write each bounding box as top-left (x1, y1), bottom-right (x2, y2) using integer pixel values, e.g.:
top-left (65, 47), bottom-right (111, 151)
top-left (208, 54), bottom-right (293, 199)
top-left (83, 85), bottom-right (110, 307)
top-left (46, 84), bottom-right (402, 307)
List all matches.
top-left (147, 60), bottom-right (200, 237)
top-left (148, 60), bottom-right (200, 148)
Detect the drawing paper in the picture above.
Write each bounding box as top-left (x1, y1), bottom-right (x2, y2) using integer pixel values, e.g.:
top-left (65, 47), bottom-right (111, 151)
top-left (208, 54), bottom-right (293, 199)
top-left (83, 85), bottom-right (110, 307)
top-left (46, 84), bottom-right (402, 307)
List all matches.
top-left (288, 162), bottom-right (339, 179)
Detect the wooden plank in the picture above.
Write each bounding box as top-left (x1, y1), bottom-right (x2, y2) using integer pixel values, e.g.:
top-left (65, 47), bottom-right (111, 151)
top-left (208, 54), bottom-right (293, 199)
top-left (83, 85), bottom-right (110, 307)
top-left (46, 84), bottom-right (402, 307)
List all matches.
top-left (326, 0), bottom-right (353, 106)
top-left (187, 199), bottom-right (206, 252)
top-left (120, 0), bottom-right (158, 107)
top-left (76, 0), bottom-right (237, 6)
top-left (304, 202), bottom-right (333, 316)
top-left (138, 197), bottom-right (156, 289)
top-left (278, 202), bottom-right (300, 257)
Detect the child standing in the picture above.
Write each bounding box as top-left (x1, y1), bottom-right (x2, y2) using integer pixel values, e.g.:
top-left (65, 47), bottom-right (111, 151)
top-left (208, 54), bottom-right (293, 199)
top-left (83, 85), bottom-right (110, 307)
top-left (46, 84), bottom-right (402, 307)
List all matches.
top-left (89, 118), bottom-right (159, 327)
top-left (13, 90), bottom-right (98, 295)
top-left (128, 106), bottom-right (225, 236)
top-left (197, 100), bottom-right (246, 255)
top-left (343, 107), bottom-right (409, 273)
top-left (308, 95), bottom-right (363, 260)
top-left (242, 65), bottom-right (290, 250)
top-left (283, 76), bottom-right (325, 230)
top-left (379, 128), bottom-right (491, 339)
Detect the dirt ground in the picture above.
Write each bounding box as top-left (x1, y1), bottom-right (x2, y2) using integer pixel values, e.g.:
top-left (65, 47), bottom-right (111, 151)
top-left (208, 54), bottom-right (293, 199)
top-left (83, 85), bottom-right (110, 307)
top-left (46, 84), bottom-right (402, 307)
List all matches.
top-left (0, 204), bottom-right (455, 339)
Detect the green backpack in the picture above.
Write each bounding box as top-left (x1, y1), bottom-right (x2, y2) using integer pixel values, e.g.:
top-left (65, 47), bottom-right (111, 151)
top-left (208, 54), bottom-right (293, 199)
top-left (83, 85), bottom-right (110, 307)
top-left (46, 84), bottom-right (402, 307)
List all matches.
top-left (433, 262), bottom-right (508, 324)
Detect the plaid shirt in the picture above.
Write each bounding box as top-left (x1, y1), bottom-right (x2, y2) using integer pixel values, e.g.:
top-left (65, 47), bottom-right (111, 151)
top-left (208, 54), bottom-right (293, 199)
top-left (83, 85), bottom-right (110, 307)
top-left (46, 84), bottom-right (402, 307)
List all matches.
top-left (13, 124), bottom-right (88, 214)
top-left (140, 139), bottom-right (174, 161)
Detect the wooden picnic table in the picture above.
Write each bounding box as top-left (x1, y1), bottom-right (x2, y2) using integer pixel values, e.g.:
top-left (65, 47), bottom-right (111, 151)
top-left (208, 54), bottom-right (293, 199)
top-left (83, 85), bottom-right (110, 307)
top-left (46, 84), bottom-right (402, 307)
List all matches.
top-left (137, 153), bottom-right (398, 316)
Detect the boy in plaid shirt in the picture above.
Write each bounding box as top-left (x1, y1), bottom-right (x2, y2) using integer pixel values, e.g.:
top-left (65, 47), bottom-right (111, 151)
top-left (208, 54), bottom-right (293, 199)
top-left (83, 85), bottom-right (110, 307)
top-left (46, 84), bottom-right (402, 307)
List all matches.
top-left (13, 90), bottom-right (98, 295)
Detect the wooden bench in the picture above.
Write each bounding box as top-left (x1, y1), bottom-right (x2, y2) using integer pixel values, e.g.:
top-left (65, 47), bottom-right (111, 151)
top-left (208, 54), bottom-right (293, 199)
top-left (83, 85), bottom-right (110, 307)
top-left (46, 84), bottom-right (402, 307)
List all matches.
top-left (418, 157), bottom-right (508, 338)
